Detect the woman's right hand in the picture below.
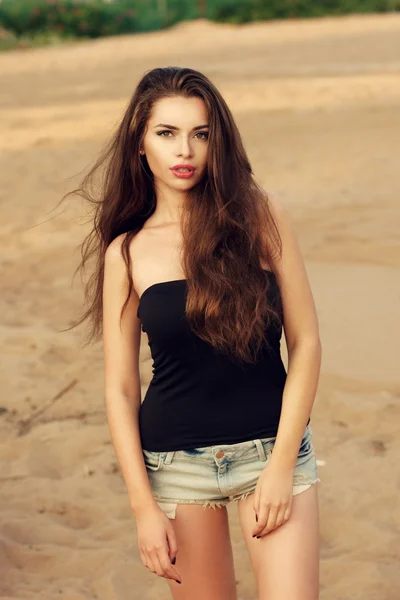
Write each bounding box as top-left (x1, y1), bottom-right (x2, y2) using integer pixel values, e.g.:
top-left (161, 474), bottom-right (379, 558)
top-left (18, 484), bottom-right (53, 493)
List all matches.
top-left (135, 503), bottom-right (182, 584)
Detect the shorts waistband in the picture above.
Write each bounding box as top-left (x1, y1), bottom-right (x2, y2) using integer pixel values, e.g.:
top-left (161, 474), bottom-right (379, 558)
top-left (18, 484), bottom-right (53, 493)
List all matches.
top-left (163, 436), bottom-right (269, 465)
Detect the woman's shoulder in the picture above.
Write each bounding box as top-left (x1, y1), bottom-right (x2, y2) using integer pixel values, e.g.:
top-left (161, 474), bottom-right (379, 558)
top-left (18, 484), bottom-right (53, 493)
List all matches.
top-left (260, 188), bottom-right (288, 216)
top-left (105, 233), bottom-right (126, 260)
top-left (105, 230), bottom-right (142, 263)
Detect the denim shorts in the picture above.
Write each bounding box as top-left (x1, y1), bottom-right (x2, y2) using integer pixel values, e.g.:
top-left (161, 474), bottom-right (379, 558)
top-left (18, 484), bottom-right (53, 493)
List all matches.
top-left (142, 424), bottom-right (320, 519)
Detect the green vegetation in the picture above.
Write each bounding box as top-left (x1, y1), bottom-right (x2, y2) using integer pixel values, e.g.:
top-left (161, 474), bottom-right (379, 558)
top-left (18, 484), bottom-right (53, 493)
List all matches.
top-left (0, 0), bottom-right (398, 52)
top-left (210, 0), bottom-right (399, 23)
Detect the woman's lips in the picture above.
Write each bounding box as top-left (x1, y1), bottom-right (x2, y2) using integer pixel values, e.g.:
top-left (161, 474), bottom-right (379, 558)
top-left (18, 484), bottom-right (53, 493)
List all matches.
top-left (170, 167), bottom-right (195, 179)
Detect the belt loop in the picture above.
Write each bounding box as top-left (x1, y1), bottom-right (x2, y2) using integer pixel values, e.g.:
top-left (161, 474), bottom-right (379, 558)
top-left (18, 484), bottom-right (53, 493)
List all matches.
top-left (254, 439), bottom-right (267, 462)
top-left (164, 451), bottom-right (175, 465)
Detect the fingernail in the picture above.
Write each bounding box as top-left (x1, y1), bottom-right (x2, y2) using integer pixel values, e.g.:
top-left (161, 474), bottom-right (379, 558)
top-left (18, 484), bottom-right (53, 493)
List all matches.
top-left (256, 536), bottom-right (261, 539)
top-left (255, 514), bottom-right (258, 522)
top-left (175, 580), bottom-right (182, 584)
top-left (171, 557), bottom-right (176, 565)
top-left (252, 534), bottom-right (256, 538)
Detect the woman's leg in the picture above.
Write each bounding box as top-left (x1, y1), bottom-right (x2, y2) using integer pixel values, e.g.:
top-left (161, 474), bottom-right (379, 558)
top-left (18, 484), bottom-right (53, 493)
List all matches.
top-left (166, 503), bottom-right (238, 600)
top-left (237, 483), bottom-right (320, 600)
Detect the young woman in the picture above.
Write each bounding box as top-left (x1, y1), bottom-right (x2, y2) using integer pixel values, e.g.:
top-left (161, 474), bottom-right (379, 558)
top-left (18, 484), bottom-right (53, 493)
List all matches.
top-left (68, 66), bottom-right (321, 600)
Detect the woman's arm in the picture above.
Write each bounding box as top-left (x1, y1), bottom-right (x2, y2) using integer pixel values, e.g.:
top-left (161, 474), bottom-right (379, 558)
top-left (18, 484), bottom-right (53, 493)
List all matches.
top-left (265, 192), bottom-right (322, 470)
top-left (103, 235), bottom-right (182, 582)
top-left (103, 234), bottom-right (157, 515)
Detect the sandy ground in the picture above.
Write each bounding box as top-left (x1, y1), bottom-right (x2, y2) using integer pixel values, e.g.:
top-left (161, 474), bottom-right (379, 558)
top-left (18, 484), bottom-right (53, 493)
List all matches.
top-left (0, 12), bottom-right (399, 600)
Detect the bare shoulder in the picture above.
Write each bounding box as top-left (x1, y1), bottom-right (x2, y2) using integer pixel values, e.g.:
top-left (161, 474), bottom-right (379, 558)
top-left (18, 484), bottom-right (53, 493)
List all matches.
top-left (103, 231), bottom-right (141, 316)
top-left (257, 189), bottom-right (290, 271)
top-left (105, 232), bottom-right (125, 258)
top-left (261, 189), bottom-right (321, 348)
top-left (104, 231), bottom-right (142, 294)
top-left (103, 231), bottom-right (142, 404)
top-left (261, 189), bottom-right (297, 266)
top-left (105, 227), bottom-right (154, 264)
top-left (262, 188), bottom-right (289, 223)
top-left (105, 232), bottom-right (134, 264)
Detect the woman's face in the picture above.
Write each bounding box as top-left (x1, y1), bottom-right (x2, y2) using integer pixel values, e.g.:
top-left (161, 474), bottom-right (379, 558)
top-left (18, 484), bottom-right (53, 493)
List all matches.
top-left (141, 95), bottom-right (209, 192)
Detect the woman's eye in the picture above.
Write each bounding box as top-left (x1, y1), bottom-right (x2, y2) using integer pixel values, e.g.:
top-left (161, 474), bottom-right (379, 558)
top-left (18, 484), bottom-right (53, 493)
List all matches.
top-left (157, 131), bottom-right (208, 140)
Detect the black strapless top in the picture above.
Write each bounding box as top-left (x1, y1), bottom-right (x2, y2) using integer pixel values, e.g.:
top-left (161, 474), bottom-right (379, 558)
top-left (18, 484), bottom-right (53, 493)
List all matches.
top-left (137, 270), bottom-right (300, 451)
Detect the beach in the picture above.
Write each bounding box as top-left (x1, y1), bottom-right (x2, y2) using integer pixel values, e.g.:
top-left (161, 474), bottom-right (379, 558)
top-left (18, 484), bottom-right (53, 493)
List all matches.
top-left (0, 12), bottom-right (399, 599)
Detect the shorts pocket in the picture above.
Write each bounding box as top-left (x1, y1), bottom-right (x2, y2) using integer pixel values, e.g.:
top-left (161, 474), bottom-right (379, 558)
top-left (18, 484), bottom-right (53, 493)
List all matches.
top-left (298, 430), bottom-right (313, 458)
top-left (142, 449), bottom-right (164, 471)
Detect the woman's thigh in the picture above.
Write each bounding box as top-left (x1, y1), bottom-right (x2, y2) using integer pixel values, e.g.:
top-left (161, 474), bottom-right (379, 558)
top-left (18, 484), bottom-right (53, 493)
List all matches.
top-left (237, 483), bottom-right (320, 600)
top-left (166, 503), bottom-right (237, 600)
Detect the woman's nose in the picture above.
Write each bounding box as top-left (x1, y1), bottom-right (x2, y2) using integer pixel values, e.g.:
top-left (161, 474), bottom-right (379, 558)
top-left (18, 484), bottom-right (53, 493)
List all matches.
top-left (177, 136), bottom-right (192, 157)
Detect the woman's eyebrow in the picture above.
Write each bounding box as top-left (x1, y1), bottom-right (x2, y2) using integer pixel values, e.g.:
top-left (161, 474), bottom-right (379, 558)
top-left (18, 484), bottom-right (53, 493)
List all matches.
top-left (153, 123), bottom-right (209, 130)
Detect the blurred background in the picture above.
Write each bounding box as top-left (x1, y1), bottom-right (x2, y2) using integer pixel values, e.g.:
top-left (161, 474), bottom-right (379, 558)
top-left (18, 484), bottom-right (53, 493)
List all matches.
top-left (1, 0), bottom-right (400, 50)
top-left (0, 2), bottom-right (399, 599)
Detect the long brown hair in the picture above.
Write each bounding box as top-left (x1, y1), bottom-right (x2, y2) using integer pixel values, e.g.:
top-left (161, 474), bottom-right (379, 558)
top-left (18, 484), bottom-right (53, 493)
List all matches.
top-left (62, 66), bottom-right (283, 364)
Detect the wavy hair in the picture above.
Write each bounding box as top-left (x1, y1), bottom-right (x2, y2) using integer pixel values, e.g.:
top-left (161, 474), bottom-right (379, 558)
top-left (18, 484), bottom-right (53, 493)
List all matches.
top-left (62, 66), bottom-right (283, 364)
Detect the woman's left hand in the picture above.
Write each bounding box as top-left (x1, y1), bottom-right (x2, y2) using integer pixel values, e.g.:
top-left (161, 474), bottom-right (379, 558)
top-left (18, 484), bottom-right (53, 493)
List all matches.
top-left (252, 462), bottom-right (294, 538)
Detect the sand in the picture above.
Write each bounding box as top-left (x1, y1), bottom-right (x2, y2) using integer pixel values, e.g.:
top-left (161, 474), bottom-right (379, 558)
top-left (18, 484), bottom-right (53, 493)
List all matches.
top-left (0, 12), bottom-right (399, 600)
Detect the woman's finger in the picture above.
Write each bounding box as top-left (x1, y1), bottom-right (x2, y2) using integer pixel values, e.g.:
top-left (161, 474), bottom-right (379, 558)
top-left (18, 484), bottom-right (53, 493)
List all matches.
top-left (259, 504), bottom-right (291, 537)
top-left (143, 549), bottom-right (156, 574)
top-left (257, 505), bottom-right (279, 537)
top-left (252, 488), bottom-right (261, 522)
top-left (139, 548), bottom-right (149, 569)
top-left (274, 505), bottom-right (288, 529)
top-left (158, 546), bottom-right (182, 582)
top-left (150, 549), bottom-right (165, 578)
top-left (284, 505), bottom-right (292, 521)
top-left (253, 503), bottom-right (270, 536)
top-left (166, 524), bottom-right (179, 564)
